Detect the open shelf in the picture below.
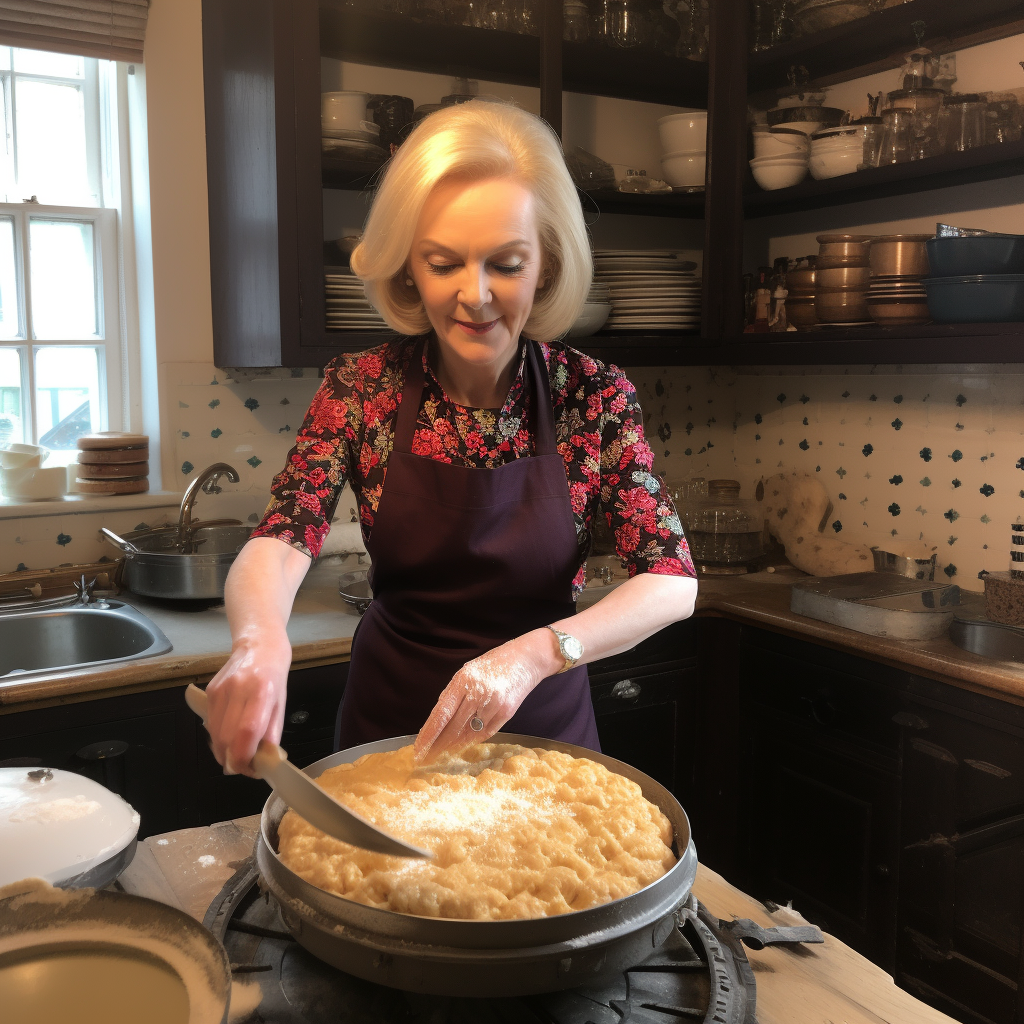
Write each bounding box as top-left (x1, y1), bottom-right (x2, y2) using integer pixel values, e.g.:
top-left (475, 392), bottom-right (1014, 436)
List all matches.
top-left (318, 3), bottom-right (707, 106)
top-left (748, 0), bottom-right (1024, 92)
top-left (743, 139), bottom-right (1024, 217)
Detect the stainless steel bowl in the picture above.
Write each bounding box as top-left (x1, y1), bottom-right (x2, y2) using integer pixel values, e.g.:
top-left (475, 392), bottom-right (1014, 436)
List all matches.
top-left (871, 547), bottom-right (937, 581)
top-left (257, 733), bottom-right (698, 997)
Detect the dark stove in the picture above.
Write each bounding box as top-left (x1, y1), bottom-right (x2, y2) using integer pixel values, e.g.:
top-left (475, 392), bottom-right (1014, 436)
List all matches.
top-left (205, 859), bottom-right (811, 1024)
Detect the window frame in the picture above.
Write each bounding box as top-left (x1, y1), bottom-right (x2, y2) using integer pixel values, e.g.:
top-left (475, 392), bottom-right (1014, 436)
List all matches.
top-left (0, 202), bottom-right (122, 450)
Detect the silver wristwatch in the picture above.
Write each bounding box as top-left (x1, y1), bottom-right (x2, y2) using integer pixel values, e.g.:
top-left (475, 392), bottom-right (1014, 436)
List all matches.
top-left (547, 626), bottom-right (584, 674)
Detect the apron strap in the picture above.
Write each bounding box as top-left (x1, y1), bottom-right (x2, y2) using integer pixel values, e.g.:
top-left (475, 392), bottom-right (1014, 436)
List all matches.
top-left (392, 335), bottom-right (557, 458)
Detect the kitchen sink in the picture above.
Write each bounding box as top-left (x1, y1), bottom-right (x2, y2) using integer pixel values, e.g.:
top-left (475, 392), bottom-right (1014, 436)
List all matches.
top-left (949, 616), bottom-right (1024, 663)
top-left (0, 601), bottom-right (172, 680)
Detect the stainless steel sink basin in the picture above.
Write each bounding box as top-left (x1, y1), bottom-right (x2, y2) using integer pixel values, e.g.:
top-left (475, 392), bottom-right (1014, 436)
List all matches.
top-left (0, 601), bottom-right (172, 680)
top-left (949, 616), bottom-right (1024, 663)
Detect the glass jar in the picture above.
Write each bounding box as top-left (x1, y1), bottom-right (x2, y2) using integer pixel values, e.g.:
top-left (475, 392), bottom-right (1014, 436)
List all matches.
top-left (940, 93), bottom-right (987, 153)
top-left (875, 107), bottom-right (914, 165)
top-left (682, 479), bottom-right (765, 574)
top-left (563, 0), bottom-right (590, 39)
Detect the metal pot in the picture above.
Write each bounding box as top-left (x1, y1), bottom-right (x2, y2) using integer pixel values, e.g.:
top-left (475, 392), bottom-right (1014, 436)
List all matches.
top-left (257, 732), bottom-right (699, 997)
top-left (115, 525), bottom-right (254, 600)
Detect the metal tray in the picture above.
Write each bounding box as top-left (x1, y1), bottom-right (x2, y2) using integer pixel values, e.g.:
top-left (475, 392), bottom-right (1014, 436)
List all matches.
top-left (257, 733), bottom-right (698, 996)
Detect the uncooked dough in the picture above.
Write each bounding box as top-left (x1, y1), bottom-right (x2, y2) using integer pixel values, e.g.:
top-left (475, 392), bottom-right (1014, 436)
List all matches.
top-left (278, 742), bottom-right (676, 920)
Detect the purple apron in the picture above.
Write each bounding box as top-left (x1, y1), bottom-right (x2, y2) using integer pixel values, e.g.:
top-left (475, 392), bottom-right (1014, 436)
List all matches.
top-left (335, 336), bottom-right (600, 752)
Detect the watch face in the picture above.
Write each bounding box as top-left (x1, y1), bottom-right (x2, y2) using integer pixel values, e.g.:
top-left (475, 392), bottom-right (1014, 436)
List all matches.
top-left (563, 635), bottom-right (584, 661)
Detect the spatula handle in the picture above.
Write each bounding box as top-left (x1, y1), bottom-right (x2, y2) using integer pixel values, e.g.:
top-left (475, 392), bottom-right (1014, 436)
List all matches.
top-left (184, 683), bottom-right (287, 778)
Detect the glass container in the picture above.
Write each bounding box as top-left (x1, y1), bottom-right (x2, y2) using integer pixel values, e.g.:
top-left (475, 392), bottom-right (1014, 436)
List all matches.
top-left (682, 479), bottom-right (765, 574)
top-left (875, 107), bottom-right (914, 165)
top-left (939, 94), bottom-right (987, 153)
top-left (563, 0), bottom-right (590, 39)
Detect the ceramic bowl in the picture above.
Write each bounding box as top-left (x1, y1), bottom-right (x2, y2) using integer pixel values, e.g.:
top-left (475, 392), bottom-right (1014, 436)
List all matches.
top-left (869, 234), bottom-right (932, 277)
top-left (924, 274), bottom-right (1024, 323)
top-left (751, 127), bottom-right (809, 159)
top-left (657, 111), bottom-right (708, 155)
top-left (321, 90), bottom-right (369, 130)
top-left (661, 151), bottom-right (706, 187)
top-left (926, 235), bottom-right (1024, 277)
top-left (786, 296), bottom-right (818, 329)
top-left (809, 146), bottom-right (861, 179)
top-left (815, 289), bottom-right (869, 323)
top-left (749, 154), bottom-right (808, 191)
top-left (867, 298), bottom-right (931, 325)
top-left (0, 464), bottom-right (67, 500)
top-left (0, 443), bottom-right (49, 471)
top-left (568, 301), bottom-right (613, 338)
top-left (815, 265), bottom-right (871, 290)
top-left (816, 235), bottom-right (873, 263)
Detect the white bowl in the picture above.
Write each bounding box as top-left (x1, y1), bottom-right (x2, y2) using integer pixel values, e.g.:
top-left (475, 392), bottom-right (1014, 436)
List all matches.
top-left (752, 127), bottom-right (809, 159)
top-left (0, 442), bottom-right (49, 470)
top-left (809, 147), bottom-right (860, 179)
top-left (568, 302), bottom-right (612, 338)
top-left (321, 90), bottom-right (369, 131)
top-left (749, 154), bottom-right (808, 190)
top-left (657, 111), bottom-right (708, 155)
top-left (771, 119), bottom-right (822, 137)
top-left (661, 151), bottom-right (706, 188)
top-left (1, 464), bottom-right (66, 500)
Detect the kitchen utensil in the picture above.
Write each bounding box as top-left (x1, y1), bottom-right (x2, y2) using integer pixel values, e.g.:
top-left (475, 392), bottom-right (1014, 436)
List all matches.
top-left (869, 234), bottom-right (931, 277)
top-left (657, 110), bottom-right (708, 153)
top-left (749, 153), bottom-right (808, 189)
top-left (949, 616), bottom-right (1024, 663)
top-left (100, 526), bottom-right (141, 555)
top-left (926, 234), bottom-right (1024, 276)
top-left (871, 547), bottom-right (937, 580)
top-left (751, 125), bottom-right (809, 158)
top-left (105, 524), bottom-right (252, 599)
top-left (185, 684), bottom-right (430, 859)
top-left (940, 93), bottom-right (986, 152)
top-left (321, 90), bottom-right (369, 130)
top-left (809, 125), bottom-right (864, 178)
top-left (568, 300), bottom-right (613, 336)
top-left (815, 288), bottom-right (869, 322)
top-left (767, 105), bottom-right (845, 136)
top-left (816, 233), bottom-right (872, 258)
top-left (791, 571), bottom-right (961, 640)
top-left (0, 767), bottom-right (139, 888)
top-left (867, 297), bottom-right (931, 324)
top-left (77, 431), bottom-right (149, 450)
top-left (0, 442), bottom-right (48, 470)
top-left (875, 107), bottom-right (914, 165)
top-left (338, 568), bottom-right (373, 612)
top-left (816, 265), bottom-right (871, 289)
top-left (0, 464), bottom-right (66, 500)
top-left (661, 150), bottom-right (706, 187)
top-left (924, 274), bottom-right (1024, 323)
top-left (787, 295), bottom-right (818, 328)
top-left (256, 732), bottom-right (699, 995)
top-left (681, 479), bottom-right (764, 573)
top-left (0, 885), bottom-right (230, 1024)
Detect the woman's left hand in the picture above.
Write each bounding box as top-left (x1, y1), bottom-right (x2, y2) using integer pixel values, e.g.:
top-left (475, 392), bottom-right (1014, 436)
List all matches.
top-left (413, 631), bottom-right (558, 763)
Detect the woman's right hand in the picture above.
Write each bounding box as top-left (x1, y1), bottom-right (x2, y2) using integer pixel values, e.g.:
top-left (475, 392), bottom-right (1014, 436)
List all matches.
top-left (204, 630), bottom-right (294, 777)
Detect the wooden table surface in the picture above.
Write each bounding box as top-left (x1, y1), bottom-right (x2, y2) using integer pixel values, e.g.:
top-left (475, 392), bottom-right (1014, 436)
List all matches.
top-left (118, 817), bottom-right (956, 1024)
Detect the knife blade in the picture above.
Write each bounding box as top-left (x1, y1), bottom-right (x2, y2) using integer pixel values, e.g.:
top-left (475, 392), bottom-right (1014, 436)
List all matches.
top-left (185, 684), bottom-right (431, 859)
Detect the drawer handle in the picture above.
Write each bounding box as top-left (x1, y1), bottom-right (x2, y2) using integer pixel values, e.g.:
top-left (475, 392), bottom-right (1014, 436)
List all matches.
top-left (288, 710), bottom-right (310, 726)
top-left (611, 679), bottom-right (641, 700)
top-left (799, 695), bottom-right (837, 727)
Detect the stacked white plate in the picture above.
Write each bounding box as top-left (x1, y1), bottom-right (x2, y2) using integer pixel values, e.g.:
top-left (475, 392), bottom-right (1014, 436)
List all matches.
top-left (593, 249), bottom-right (701, 330)
top-left (325, 269), bottom-right (390, 331)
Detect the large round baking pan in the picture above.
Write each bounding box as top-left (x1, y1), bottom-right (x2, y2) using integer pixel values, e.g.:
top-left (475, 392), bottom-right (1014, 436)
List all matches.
top-left (257, 732), bottom-right (698, 996)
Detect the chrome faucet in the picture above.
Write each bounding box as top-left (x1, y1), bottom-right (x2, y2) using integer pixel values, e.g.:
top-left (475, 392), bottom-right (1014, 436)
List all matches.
top-left (177, 463), bottom-right (240, 539)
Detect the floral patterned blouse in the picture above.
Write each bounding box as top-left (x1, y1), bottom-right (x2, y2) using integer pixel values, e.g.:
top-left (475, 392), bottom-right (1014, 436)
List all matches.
top-left (252, 336), bottom-right (696, 597)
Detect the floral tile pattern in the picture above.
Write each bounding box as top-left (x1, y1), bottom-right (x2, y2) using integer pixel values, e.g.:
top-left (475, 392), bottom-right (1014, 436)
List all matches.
top-left (629, 364), bottom-right (1024, 592)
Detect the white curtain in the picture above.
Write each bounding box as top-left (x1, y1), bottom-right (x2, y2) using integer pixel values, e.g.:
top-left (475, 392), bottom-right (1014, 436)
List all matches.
top-left (0, 1), bottom-right (149, 63)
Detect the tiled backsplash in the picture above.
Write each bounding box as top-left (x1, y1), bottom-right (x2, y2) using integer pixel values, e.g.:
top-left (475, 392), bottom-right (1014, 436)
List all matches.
top-left (632, 363), bottom-right (1024, 592)
top-left (4, 356), bottom-right (1023, 593)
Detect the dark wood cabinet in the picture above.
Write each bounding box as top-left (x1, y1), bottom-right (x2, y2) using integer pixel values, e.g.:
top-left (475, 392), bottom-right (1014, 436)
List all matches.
top-left (734, 628), bottom-right (901, 970)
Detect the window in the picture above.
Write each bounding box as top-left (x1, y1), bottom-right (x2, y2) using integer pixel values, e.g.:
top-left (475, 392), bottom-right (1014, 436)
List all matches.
top-left (0, 48), bottom-right (129, 470)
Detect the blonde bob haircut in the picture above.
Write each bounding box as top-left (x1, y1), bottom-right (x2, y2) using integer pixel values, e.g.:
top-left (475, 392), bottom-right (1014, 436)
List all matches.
top-left (349, 100), bottom-right (592, 343)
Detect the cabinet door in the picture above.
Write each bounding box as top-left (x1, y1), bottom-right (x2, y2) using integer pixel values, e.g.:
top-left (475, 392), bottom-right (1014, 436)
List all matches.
top-left (195, 662), bottom-right (348, 825)
top-left (897, 702), bottom-right (1024, 1024)
top-left (0, 689), bottom-right (194, 839)
top-left (742, 715), bottom-right (899, 971)
top-left (590, 665), bottom-right (697, 807)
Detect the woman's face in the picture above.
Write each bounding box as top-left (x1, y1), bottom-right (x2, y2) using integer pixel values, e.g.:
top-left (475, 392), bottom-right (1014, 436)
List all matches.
top-left (407, 175), bottom-right (546, 373)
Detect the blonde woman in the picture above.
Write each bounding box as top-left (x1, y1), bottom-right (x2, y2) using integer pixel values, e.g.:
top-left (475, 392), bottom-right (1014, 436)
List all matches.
top-left (204, 100), bottom-right (698, 775)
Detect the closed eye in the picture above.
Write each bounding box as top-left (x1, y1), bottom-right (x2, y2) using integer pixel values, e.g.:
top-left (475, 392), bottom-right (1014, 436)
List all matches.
top-left (425, 262), bottom-right (527, 276)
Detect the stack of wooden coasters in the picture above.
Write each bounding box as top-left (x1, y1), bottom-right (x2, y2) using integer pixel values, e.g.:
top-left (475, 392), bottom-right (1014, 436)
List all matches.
top-left (76, 432), bottom-right (149, 494)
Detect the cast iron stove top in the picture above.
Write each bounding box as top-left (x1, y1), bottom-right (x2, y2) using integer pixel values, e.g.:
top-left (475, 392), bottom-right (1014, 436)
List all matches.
top-left (206, 860), bottom-right (818, 1024)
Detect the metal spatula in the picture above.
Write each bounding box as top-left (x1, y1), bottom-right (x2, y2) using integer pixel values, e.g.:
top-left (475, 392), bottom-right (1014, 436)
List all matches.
top-left (185, 685), bottom-right (431, 859)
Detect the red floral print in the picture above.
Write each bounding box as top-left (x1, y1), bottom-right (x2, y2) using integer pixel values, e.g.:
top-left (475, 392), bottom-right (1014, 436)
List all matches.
top-left (252, 337), bottom-right (696, 595)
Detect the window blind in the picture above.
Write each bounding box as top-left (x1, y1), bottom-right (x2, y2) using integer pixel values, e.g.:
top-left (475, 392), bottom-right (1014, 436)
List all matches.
top-left (0, 1), bottom-right (149, 63)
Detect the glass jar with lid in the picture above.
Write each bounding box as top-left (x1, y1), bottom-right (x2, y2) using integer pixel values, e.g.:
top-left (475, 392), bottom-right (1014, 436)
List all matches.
top-left (681, 479), bottom-right (765, 574)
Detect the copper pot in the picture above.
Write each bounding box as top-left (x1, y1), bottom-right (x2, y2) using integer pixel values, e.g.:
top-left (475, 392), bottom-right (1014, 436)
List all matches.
top-left (869, 234), bottom-right (931, 278)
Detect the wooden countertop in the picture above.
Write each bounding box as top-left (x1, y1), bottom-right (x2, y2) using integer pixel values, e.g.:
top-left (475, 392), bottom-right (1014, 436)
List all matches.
top-left (4, 559), bottom-right (1023, 713)
top-left (118, 816), bottom-right (955, 1024)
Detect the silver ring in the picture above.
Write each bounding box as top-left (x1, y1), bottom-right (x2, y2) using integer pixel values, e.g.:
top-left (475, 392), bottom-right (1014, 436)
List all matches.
top-left (470, 715), bottom-right (484, 732)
